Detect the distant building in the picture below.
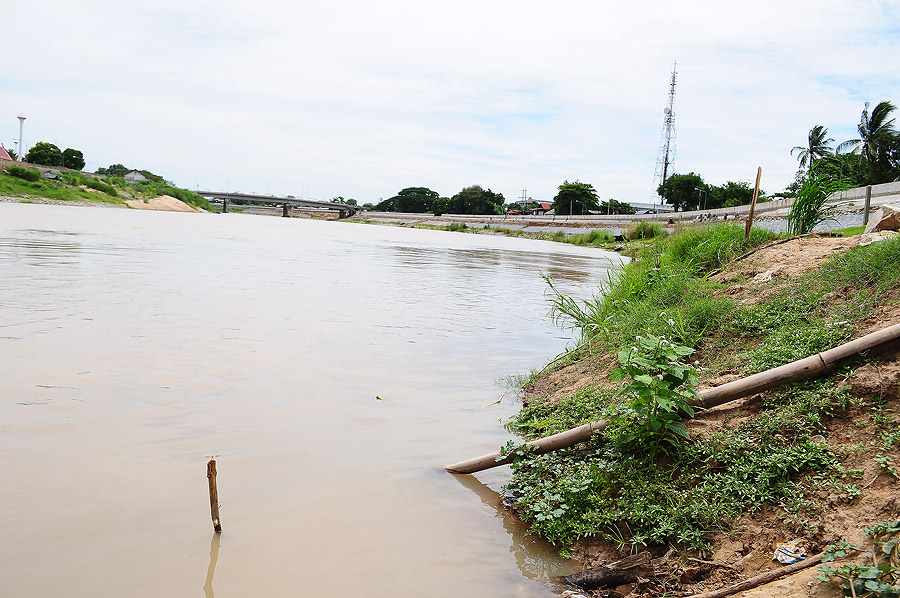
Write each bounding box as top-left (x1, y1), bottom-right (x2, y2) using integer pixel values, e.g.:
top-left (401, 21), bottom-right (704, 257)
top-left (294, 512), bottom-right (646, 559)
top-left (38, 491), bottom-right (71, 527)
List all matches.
top-left (629, 201), bottom-right (675, 214)
top-left (529, 202), bottom-right (553, 215)
top-left (0, 144), bottom-right (12, 161)
top-left (123, 169), bottom-right (148, 182)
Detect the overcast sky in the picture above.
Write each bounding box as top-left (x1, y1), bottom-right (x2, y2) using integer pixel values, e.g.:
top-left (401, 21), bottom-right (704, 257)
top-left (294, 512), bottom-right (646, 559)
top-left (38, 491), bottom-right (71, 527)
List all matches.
top-left (4, 1), bottom-right (899, 204)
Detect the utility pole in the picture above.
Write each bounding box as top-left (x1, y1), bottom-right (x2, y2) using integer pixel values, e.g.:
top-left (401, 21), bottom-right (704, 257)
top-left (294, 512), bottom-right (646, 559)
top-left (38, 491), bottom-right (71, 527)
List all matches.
top-left (520, 188), bottom-right (527, 214)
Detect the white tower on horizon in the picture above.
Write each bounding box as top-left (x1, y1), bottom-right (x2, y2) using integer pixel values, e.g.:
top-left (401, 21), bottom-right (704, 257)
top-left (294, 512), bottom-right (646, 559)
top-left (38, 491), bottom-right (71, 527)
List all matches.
top-left (17, 114), bottom-right (26, 162)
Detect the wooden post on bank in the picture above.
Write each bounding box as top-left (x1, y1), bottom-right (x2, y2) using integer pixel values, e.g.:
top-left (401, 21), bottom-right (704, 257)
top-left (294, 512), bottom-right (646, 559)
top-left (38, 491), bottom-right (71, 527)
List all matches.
top-left (864, 185), bottom-right (873, 226)
top-left (744, 166), bottom-right (762, 241)
top-left (207, 458), bottom-right (222, 533)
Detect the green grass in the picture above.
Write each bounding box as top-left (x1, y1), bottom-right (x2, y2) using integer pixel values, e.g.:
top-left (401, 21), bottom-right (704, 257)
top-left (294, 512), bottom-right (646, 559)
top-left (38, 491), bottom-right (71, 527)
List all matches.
top-left (832, 225), bottom-right (866, 236)
top-left (504, 378), bottom-right (843, 549)
top-left (566, 229), bottom-right (615, 246)
top-left (0, 170), bottom-right (124, 204)
top-left (0, 168), bottom-right (212, 210)
top-left (546, 224), bottom-right (779, 351)
top-left (624, 220), bottom-right (667, 240)
top-left (504, 225), bottom-right (900, 552)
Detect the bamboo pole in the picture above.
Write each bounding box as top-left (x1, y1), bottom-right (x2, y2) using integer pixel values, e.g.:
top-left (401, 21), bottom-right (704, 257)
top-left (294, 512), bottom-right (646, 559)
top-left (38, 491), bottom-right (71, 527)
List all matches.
top-left (443, 322), bottom-right (900, 475)
top-left (207, 458), bottom-right (222, 533)
top-left (444, 421), bottom-right (609, 474)
top-left (686, 552), bottom-right (823, 598)
top-left (744, 166), bottom-right (762, 241)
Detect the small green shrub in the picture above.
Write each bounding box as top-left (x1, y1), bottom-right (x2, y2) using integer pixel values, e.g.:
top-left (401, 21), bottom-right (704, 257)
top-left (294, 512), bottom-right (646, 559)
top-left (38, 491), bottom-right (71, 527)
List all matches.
top-left (624, 220), bottom-right (666, 240)
top-left (59, 171), bottom-right (86, 186)
top-left (609, 334), bottom-right (698, 455)
top-left (816, 520), bottom-right (900, 597)
top-left (5, 165), bottom-right (41, 182)
top-left (84, 178), bottom-right (118, 196)
top-left (569, 229), bottom-right (615, 246)
top-left (106, 175), bottom-right (128, 189)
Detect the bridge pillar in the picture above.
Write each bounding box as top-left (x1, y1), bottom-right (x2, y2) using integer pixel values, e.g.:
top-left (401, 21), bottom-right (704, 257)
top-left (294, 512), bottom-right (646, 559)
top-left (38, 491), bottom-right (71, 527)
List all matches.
top-left (222, 199), bottom-right (228, 213)
top-left (282, 203), bottom-right (289, 218)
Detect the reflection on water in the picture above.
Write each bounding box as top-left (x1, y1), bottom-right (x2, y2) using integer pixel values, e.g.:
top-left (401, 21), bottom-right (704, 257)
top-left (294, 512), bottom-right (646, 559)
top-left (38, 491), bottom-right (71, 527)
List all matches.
top-left (204, 533), bottom-right (220, 598)
top-left (452, 474), bottom-right (580, 588)
top-left (0, 203), bottom-right (623, 598)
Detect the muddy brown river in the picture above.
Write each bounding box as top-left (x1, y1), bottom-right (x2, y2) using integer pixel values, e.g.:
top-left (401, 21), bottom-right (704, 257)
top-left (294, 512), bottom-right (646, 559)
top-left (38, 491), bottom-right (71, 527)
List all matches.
top-left (0, 202), bottom-right (623, 597)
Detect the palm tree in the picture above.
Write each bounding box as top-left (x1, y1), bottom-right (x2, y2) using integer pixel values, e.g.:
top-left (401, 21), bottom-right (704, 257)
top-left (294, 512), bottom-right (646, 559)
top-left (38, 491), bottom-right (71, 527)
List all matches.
top-left (837, 101), bottom-right (898, 184)
top-left (792, 125), bottom-right (834, 171)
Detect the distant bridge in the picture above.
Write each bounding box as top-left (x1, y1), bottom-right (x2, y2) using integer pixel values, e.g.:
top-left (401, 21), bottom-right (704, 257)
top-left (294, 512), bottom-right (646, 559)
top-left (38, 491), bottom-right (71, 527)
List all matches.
top-left (196, 191), bottom-right (360, 218)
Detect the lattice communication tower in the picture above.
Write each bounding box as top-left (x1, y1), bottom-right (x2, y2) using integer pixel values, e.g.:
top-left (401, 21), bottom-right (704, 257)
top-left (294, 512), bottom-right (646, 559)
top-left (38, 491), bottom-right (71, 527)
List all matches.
top-left (652, 63), bottom-right (678, 200)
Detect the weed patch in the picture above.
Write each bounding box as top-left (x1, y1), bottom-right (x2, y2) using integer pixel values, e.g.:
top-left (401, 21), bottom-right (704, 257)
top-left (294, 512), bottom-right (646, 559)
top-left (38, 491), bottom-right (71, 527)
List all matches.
top-left (505, 224), bottom-right (900, 554)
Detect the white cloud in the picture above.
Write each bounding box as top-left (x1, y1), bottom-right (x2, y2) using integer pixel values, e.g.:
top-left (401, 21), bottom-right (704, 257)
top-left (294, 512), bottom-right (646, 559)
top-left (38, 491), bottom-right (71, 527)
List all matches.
top-left (3, 0), bottom-right (899, 203)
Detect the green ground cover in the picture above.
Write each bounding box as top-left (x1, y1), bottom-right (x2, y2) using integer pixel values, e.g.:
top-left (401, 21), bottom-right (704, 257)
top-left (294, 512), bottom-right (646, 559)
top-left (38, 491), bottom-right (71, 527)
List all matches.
top-left (0, 166), bottom-right (211, 210)
top-left (503, 224), bottom-right (900, 553)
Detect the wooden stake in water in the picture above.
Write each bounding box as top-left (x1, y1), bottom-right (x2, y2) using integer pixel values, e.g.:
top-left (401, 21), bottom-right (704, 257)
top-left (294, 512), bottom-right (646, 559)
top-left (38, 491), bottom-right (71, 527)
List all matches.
top-left (206, 457), bottom-right (222, 533)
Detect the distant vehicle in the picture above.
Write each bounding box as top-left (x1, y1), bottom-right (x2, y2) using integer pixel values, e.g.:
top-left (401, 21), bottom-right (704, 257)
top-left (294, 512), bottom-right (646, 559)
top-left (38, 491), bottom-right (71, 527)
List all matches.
top-left (635, 209), bottom-right (658, 215)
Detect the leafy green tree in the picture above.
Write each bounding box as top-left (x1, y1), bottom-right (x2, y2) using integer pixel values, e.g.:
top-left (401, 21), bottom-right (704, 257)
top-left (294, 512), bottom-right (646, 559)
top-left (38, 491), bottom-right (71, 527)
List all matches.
top-left (707, 181), bottom-right (758, 209)
top-left (388, 187), bottom-right (439, 213)
top-left (599, 198), bottom-right (635, 214)
top-left (62, 148), bottom-right (85, 170)
top-left (97, 163), bottom-right (129, 176)
top-left (447, 185), bottom-right (504, 215)
top-left (552, 181), bottom-right (600, 215)
top-left (791, 125), bottom-right (834, 171)
top-left (6, 147), bottom-right (16, 160)
top-left (837, 101), bottom-right (899, 184)
top-left (373, 197), bottom-right (394, 211)
top-left (25, 141), bottom-right (63, 166)
top-left (656, 173), bottom-right (703, 212)
top-left (814, 152), bottom-right (868, 187)
top-left (431, 196), bottom-right (450, 216)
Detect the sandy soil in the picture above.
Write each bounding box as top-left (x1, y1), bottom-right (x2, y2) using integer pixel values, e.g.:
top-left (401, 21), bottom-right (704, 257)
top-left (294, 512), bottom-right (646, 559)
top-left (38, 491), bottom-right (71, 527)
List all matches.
top-left (125, 194), bottom-right (199, 212)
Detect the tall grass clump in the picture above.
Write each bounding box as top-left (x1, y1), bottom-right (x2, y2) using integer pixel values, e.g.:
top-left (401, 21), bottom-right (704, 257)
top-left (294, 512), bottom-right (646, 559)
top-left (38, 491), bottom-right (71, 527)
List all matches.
top-left (787, 167), bottom-right (851, 235)
top-left (84, 178), bottom-right (118, 196)
top-left (546, 224), bottom-right (777, 352)
top-left (664, 224), bottom-right (778, 271)
top-left (624, 220), bottom-right (666, 240)
top-left (568, 229), bottom-right (614, 246)
top-left (5, 165), bottom-right (41, 182)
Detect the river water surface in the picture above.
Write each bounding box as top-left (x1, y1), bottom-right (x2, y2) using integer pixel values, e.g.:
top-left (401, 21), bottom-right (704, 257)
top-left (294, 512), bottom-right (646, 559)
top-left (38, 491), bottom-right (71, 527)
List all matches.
top-left (0, 203), bottom-right (623, 598)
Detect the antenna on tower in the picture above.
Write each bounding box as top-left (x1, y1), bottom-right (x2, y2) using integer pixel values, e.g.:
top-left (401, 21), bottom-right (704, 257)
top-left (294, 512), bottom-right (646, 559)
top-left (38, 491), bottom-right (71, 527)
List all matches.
top-left (652, 62), bottom-right (677, 204)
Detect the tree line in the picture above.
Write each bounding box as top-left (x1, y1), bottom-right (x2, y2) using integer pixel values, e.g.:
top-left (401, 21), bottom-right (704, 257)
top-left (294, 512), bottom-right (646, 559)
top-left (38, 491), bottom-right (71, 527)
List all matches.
top-left (656, 174), bottom-right (760, 213)
top-left (15, 141), bottom-right (85, 171)
top-left (655, 100), bottom-right (899, 212)
top-left (366, 181), bottom-right (633, 216)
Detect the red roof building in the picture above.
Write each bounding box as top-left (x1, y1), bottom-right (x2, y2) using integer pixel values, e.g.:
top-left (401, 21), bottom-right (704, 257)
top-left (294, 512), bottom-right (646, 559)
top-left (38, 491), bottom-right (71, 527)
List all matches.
top-left (0, 144), bottom-right (12, 161)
